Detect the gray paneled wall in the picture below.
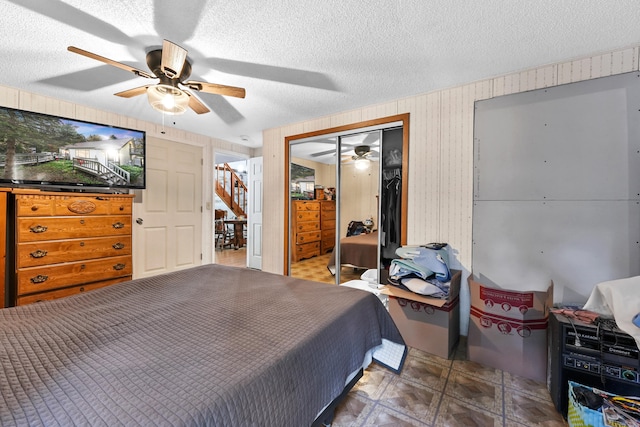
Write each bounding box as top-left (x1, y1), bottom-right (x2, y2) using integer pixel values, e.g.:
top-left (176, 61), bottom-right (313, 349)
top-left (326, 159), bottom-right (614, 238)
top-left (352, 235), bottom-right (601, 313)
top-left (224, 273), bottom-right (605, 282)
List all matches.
top-left (473, 71), bottom-right (640, 303)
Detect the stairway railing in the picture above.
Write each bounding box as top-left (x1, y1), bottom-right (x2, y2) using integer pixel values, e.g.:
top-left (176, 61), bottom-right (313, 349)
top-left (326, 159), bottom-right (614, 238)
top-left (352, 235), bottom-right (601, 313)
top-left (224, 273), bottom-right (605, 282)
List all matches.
top-left (215, 163), bottom-right (247, 217)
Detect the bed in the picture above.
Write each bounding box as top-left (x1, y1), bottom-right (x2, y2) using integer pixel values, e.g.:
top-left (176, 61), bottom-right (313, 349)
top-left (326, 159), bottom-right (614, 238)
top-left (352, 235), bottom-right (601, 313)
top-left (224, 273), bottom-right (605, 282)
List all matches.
top-left (327, 231), bottom-right (379, 275)
top-left (0, 264), bottom-right (406, 427)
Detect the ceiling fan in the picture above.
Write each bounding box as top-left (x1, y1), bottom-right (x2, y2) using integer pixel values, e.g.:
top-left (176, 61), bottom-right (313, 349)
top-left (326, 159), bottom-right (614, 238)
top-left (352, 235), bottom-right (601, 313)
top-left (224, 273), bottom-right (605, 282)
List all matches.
top-left (345, 145), bottom-right (378, 170)
top-left (67, 39), bottom-right (246, 115)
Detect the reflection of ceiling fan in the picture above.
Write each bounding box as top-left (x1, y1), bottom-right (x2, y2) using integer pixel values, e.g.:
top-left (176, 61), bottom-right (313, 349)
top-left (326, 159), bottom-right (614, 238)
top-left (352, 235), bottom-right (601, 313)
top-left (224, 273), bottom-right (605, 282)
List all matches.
top-left (67, 39), bottom-right (246, 116)
top-left (345, 145), bottom-right (377, 170)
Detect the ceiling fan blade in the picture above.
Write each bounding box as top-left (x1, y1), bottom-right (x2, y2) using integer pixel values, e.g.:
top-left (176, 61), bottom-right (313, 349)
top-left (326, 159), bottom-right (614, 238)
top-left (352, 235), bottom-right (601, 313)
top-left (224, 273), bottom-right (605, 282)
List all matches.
top-left (114, 85), bottom-right (151, 98)
top-left (184, 90), bottom-right (210, 114)
top-left (68, 46), bottom-right (155, 79)
top-left (310, 144), bottom-right (357, 158)
top-left (311, 148), bottom-right (340, 158)
top-left (39, 65), bottom-right (139, 91)
top-left (361, 132), bottom-right (380, 145)
top-left (153, 0), bottom-right (207, 45)
top-left (183, 80), bottom-right (246, 98)
top-left (7, 0), bottom-right (135, 47)
top-left (204, 57), bottom-right (338, 91)
top-left (161, 39), bottom-right (187, 79)
top-left (196, 92), bottom-right (245, 124)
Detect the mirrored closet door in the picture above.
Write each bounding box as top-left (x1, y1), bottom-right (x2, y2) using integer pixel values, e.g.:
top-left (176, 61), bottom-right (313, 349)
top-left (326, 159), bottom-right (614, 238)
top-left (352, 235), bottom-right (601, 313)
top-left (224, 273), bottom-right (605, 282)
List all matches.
top-left (285, 114), bottom-right (409, 286)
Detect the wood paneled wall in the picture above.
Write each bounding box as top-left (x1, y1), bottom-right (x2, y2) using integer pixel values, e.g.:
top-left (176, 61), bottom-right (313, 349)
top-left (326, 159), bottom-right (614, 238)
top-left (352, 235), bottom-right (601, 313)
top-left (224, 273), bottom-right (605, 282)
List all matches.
top-left (262, 45), bottom-right (640, 333)
top-left (0, 85), bottom-right (254, 269)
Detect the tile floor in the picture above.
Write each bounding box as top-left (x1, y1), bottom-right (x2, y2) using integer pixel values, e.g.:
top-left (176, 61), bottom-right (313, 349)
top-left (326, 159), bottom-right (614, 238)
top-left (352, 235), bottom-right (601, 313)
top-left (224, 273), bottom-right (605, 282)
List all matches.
top-left (291, 252), bottom-right (367, 284)
top-left (216, 249), bottom-right (568, 426)
top-left (331, 338), bottom-right (568, 427)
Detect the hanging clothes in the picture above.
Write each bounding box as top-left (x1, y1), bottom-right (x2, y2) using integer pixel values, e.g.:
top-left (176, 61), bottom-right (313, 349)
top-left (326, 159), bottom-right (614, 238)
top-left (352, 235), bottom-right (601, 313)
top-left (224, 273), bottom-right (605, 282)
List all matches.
top-left (381, 167), bottom-right (402, 264)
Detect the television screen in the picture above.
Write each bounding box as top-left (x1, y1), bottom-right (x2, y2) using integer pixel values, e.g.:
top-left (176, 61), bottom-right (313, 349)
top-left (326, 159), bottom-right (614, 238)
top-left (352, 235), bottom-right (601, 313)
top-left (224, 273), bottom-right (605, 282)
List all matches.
top-left (0, 106), bottom-right (145, 190)
top-left (290, 163), bottom-right (315, 200)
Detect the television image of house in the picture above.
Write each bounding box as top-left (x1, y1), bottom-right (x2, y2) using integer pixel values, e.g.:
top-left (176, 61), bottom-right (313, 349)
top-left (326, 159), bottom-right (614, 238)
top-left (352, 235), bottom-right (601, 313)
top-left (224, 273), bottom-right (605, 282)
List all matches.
top-left (60, 137), bottom-right (143, 187)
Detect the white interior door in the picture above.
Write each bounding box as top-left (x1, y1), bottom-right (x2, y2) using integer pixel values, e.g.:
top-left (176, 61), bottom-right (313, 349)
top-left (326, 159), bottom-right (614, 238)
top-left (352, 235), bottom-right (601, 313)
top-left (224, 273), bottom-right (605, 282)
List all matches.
top-left (133, 137), bottom-right (202, 278)
top-left (247, 156), bottom-right (263, 269)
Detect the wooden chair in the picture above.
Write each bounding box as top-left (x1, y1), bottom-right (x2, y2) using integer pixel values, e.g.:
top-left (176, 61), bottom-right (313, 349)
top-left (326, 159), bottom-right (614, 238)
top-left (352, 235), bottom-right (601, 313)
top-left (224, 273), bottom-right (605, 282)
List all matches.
top-left (215, 209), bottom-right (232, 250)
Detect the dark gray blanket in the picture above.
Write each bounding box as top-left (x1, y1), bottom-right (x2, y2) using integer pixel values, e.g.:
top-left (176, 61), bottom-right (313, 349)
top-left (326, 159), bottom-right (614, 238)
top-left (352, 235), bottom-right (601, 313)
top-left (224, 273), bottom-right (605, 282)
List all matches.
top-left (0, 264), bottom-right (405, 426)
top-left (328, 231), bottom-right (379, 275)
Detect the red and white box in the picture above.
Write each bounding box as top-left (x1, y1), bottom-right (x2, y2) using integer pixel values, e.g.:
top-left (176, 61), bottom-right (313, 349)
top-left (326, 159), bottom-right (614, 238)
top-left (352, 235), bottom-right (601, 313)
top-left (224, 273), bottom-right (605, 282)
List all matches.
top-left (467, 276), bottom-right (553, 383)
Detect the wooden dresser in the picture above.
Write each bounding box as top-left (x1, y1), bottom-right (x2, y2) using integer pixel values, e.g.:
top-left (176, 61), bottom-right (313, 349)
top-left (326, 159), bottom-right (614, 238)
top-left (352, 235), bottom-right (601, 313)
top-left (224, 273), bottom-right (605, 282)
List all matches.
top-left (320, 200), bottom-right (336, 254)
top-left (12, 190), bottom-right (134, 306)
top-left (0, 189), bottom-right (9, 308)
top-left (291, 200), bottom-right (321, 262)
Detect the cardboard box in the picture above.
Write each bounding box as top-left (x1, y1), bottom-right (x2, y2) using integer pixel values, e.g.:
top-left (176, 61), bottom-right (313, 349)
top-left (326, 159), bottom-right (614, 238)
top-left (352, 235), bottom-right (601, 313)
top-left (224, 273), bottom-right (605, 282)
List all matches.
top-left (467, 276), bottom-right (553, 383)
top-left (382, 270), bottom-right (461, 359)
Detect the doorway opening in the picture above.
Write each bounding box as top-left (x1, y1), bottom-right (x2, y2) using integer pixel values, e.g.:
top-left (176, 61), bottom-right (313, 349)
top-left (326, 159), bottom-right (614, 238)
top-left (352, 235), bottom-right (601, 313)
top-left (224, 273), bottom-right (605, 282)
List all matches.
top-left (214, 152), bottom-right (248, 267)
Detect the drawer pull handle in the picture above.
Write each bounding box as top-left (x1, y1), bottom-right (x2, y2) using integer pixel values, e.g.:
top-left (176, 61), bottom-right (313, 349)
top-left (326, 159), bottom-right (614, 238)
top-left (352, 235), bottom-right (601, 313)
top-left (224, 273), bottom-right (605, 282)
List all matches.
top-left (29, 249), bottom-right (48, 259)
top-left (113, 263), bottom-right (126, 271)
top-left (29, 225), bottom-right (48, 233)
top-left (112, 222), bottom-right (125, 229)
top-left (31, 206), bottom-right (38, 211)
top-left (79, 287), bottom-right (85, 292)
top-left (119, 205), bottom-right (124, 211)
top-left (80, 219), bottom-right (85, 225)
top-left (80, 242), bottom-right (85, 247)
top-left (112, 242), bottom-right (125, 250)
top-left (80, 264), bottom-right (86, 270)
top-left (30, 275), bottom-right (48, 284)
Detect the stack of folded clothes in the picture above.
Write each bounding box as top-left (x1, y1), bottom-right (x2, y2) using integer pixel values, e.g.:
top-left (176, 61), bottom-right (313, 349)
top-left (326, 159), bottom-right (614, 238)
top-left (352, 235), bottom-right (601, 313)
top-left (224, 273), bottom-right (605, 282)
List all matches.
top-left (388, 243), bottom-right (452, 299)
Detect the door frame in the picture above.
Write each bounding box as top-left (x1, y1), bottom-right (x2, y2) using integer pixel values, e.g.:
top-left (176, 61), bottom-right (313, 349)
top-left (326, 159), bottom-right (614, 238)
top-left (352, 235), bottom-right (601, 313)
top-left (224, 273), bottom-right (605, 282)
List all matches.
top-left (283, 113), bottom-right (410, 275)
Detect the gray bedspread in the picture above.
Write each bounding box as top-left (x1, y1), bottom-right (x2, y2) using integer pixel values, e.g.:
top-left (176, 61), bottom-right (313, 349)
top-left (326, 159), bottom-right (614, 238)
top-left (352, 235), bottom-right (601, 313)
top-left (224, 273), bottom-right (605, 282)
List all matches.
top-left (0, 264), bottom-right (405, 427)
top-left (327, 231), bottom-right (379, 275)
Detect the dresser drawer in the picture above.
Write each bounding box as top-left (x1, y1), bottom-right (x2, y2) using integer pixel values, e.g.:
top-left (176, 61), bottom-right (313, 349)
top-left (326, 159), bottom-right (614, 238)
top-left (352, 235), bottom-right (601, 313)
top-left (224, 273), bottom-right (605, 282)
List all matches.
top-left (295, 221), bottom-right (320, 233)
top-left (293, 201), bottom-right (320, 211)
top-left (15, 276), bottom-right (131, 306)
top-left (294, 241), bottom-right (320, 261)
top-left (321, 209), bottom-right (336, 221)
top-left (294, 210), bottom-right (320, 222)
top-left (17, 216), bottom-right (131, 242)
top-left (16, 194), bottom-right (133, 217)
top-left (17, 236), bottom-right (132, 268)
top-left (321, 238), bottom-right (335, 254)
top-left (321, 219), bottom-right (336, 230)
top-left (17, 255), bottom-right (132, 295)
top-left (321, 201), bottom-right (336, 212)
top-left (295, 230), bottom-right (321, 245)
top-left (321, 229), bottom-right (335, 240)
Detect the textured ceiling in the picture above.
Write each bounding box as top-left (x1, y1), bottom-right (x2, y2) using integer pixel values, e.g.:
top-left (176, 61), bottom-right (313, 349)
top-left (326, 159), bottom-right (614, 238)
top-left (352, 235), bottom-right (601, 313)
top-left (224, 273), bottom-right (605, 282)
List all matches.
top-left (1, 0), bottom-right (640, 149)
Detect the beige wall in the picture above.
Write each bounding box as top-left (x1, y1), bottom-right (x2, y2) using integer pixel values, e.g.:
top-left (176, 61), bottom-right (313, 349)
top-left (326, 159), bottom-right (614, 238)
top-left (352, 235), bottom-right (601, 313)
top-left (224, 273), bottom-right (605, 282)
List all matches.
top-left (339, 162), bottom-right (379, 238)
top-left (0, 85), bottom-right (254, 268)
top-left (262, 45), bottom-right (640, 332)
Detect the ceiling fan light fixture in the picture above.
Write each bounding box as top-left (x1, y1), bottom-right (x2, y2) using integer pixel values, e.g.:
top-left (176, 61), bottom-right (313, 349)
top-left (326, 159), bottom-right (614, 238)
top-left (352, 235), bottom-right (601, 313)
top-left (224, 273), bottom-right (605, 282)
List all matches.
top-left (354, 157), bottom-right (370, 170)
top-left (147, 84), bottom-right (189, 115)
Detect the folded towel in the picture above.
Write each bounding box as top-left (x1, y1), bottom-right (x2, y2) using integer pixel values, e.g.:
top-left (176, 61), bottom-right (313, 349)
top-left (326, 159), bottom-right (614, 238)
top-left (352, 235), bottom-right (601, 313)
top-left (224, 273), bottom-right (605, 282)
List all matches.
top-left (583, 275), bottom-right (640, 349)
top-left (395, 245), bottom-right (451, 282)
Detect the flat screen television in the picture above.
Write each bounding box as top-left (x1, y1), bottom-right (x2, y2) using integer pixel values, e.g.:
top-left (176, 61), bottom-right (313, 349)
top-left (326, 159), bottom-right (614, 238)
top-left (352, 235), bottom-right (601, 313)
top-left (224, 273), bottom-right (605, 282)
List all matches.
top-left (0, 105), bottom-right (145, 191)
